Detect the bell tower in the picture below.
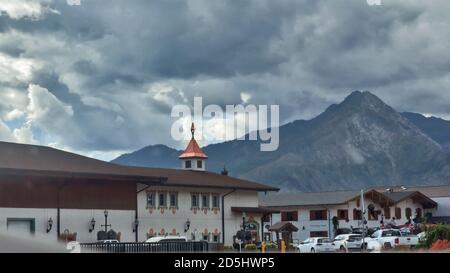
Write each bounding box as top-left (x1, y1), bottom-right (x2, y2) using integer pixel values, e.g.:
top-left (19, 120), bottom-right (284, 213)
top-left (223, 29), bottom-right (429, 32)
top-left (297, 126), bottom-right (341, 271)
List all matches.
top-left (179, 123), bottom-right (208, 171)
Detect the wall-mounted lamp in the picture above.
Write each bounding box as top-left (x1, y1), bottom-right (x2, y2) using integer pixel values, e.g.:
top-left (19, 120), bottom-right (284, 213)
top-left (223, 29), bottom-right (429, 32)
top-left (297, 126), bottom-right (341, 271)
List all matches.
top-left (184, 219), bottom-right (191, 233)
top-left (89, 218), bottom-right (96, 233)
top-left (46, 218), bottom-right (53, 233)
top-left (133, 219), bottom-right (139, 233)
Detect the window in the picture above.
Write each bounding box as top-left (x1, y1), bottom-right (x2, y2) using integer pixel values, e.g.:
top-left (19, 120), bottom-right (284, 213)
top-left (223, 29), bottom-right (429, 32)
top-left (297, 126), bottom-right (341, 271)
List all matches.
top-left (169, 192), bottom-right (178, 208)
top-left (197, 160), bottom-right (203, 168)
top-left (147, 192), bottom-right (155, 208)
top-left (191, 193), bottom-right (199, 208)
top-left (368, 208), bottom-right (380, 221)
top-left (281, 211), bottom-right (298, 221)
top-left (212, 194), bottom-right (220, 209)
top-left (185, 160), bottom-right (191, 168)
top-left (201, 193), bottom-right (210, 209)
top-left (337, 210), bottom-right (348, 220)
top-left (310, 231), bottom-right (328, 237)
top-left (395, 207), bottom-right (402, 219)
top-left (405, 208), bottom-right (412, 219)
top-left (309, 210), bottom-right (327, 221)
top-left (416, 208), bottom-right (422, 218)
top-left (353, 209), bottom-right (362, 220)
top-left (202, 234), bottom-right (210, 242)
top-left (382, 230), bottom-right (401, 237)
top-left (384, 207), bottom-right (391, 219)
top-left (213, 235), bottom-right (220, 243)
top-left (158, 192), bottom-right (167, 208)
top-left (262, 214), bottom-right (271, 222)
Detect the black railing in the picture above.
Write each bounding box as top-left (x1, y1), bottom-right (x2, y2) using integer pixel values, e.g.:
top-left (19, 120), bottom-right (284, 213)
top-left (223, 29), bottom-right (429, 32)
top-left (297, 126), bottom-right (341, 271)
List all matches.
top-left (79, 241), bottom-right (218, 253)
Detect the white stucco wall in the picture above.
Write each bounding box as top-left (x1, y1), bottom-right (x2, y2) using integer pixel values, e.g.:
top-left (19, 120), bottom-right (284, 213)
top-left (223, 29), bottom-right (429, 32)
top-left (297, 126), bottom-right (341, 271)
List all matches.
top-left (0, 208), bottom-right (135, 243)
top-left (137, 186), bottom-right (261, 246)
top-left (431, 197), bottom-right (450, 217)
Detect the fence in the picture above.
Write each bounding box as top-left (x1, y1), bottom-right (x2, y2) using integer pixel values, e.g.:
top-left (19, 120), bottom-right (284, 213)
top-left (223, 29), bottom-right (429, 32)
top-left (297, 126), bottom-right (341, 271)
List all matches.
top-left (79, 241), bottom-right (221, 253)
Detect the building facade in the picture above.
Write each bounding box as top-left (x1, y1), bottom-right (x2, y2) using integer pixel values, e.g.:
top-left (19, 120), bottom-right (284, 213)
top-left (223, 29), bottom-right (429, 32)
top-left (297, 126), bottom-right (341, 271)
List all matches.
top-left (0, 125), bottom-right (277, 246)
top-left (261, 189), bottom-right (438, 242)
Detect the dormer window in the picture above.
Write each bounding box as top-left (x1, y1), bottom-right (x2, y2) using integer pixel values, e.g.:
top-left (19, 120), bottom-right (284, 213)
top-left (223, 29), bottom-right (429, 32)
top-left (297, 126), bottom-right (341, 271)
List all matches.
top-left (185, 160), bottom-right (192, 169)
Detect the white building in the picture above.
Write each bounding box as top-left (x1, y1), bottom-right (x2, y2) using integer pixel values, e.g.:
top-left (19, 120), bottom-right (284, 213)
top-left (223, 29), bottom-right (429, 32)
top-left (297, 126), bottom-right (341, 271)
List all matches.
top-left (260, 189), bottom-right (438, 242)
top-left (0, 125), bottom-right (278, 246)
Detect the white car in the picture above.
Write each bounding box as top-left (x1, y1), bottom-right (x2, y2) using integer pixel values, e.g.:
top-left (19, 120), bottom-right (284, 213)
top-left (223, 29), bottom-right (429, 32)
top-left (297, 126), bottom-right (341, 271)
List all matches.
top-left (297, 237), bottom-right (335, 253)
top-left (145, 236), bottom-right (188, 243)
top-left (98, 239), bottom-right (119, 244)
top-left (333, 234), bottom-right (363, 252)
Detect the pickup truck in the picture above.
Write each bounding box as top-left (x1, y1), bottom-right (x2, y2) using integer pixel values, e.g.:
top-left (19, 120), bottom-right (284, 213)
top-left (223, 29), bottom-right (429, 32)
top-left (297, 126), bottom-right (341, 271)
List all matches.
top-left (364, 229), bottom-right (419, 250)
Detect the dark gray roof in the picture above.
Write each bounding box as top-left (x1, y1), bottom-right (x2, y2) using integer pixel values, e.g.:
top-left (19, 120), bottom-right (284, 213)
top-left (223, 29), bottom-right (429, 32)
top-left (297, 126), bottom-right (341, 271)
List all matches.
top-left (0, 141), bottom-right (278, 191)
top-left (383, 191), bottom-right (415, 202)
top-left (259, 190), bottom-right (361, 207)
top-left (260, 189), bottom-right (438, 209)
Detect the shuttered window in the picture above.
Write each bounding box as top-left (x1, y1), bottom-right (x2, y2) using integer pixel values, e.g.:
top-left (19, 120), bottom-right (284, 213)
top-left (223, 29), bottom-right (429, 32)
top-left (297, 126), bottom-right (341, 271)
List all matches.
top-left (310, 210), bottom-right (327, 220)
top-left (281, 211), bottom-right (298, 221)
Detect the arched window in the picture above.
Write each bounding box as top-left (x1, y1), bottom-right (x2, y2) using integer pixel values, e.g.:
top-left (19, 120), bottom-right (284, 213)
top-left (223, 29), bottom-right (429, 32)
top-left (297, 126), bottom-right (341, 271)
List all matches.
top-left (415, 208), bottom-right (422, 218)
top-left (405, 208), bottom-right (412, 219)
top-left (384, 207), bottom-right (391, 219)
top-left (395, 207), bottom-right (402, 219)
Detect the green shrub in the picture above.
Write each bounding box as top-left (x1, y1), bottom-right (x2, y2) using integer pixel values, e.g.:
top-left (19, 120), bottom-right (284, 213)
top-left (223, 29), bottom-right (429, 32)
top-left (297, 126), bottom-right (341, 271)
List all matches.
top-left (244, 244), bottom-right (258, 251)
top-left (265, 243), bottom-right (277, 250)
top-left (424, 224), bottom-right (450, 247)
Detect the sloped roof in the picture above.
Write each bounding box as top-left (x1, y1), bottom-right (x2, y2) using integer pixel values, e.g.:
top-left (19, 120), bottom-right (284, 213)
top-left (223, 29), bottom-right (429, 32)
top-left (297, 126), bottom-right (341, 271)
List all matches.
top-left (260, 189), bottom-right (437, 208)
top-left (0, 141), bottom-right (277, 191)
top-left (374, 185), bottom-right (450, 198)
top-left (269, 221), bottom-right (299, 232)
top-left (383, 191), bottom-right (437, 209)
top-left (179, 138), bottom-right (208, 159)
top-left (259, 190), bottom-right (361, 207)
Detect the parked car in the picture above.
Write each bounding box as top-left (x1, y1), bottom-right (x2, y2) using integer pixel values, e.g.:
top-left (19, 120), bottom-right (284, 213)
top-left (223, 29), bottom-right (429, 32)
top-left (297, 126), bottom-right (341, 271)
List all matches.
top-left (335, 228), bottom-right (353, 236)
top-left (145, 236), bottom-right (188, 243)
top-left (364, 229), bottom-right (419, 249)
top-left (333, 234), bottom-right (363, 252)
top-left (297, 237), bottom-right (335, 253)
top-left (98, 239), bottom-right (119, 244)
top-left (417, 232), bottom-right (427, 243)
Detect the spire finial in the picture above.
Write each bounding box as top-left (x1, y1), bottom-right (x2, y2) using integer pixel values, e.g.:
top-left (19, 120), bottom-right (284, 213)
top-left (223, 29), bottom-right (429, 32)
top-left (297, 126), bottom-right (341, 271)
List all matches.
top-left (221, 165), bottom-right (228, 176)
top-left (190, 122), bottom-right (195, 139)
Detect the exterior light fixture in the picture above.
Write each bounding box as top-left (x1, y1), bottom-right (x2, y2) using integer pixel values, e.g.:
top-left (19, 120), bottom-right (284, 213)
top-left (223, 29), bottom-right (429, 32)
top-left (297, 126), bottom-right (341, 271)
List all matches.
top-left (133, 219), bottom-right (139, 233)
top-left (89, 218), bottom-right (96, 233)
top-left (184, 219), bottom-right (191, 233)
top-left (102, 209), bottom-right (111, 232)
top-left (46, 218), bottom-right (53, 233)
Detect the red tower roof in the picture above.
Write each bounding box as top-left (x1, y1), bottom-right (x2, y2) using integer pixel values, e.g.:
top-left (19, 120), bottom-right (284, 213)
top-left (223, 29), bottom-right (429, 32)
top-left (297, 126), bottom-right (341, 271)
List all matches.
top-left (179, 123), bottom-right (208, 159)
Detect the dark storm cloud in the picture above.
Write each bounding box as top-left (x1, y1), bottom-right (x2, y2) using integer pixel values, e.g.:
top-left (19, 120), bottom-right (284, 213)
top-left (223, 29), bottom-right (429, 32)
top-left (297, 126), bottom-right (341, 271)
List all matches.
top-left (0, 0), bottom-right (449, 158)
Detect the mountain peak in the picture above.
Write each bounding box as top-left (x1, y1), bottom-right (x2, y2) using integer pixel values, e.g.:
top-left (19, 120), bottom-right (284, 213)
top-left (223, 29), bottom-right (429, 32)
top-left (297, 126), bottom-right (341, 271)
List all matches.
top-left (341, 90), bottom-right (385, 108)
top-left (318, 91), bottom-right (393, 122)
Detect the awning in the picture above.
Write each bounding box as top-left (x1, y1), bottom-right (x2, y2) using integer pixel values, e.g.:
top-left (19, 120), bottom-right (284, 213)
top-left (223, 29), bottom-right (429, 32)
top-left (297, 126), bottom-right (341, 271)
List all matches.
top-left (268, 221), bottom-right (299, 232)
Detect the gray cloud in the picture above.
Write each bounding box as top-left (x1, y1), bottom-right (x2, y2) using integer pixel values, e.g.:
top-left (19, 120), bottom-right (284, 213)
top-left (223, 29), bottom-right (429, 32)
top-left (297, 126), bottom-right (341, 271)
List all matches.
top-left (0, 0), bottom-right (449, 159)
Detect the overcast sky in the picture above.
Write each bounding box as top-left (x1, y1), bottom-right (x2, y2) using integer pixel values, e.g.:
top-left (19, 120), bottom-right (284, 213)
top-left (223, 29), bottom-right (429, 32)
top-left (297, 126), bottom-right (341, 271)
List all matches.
top-left (0, 0), bottom-right (449, 160)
